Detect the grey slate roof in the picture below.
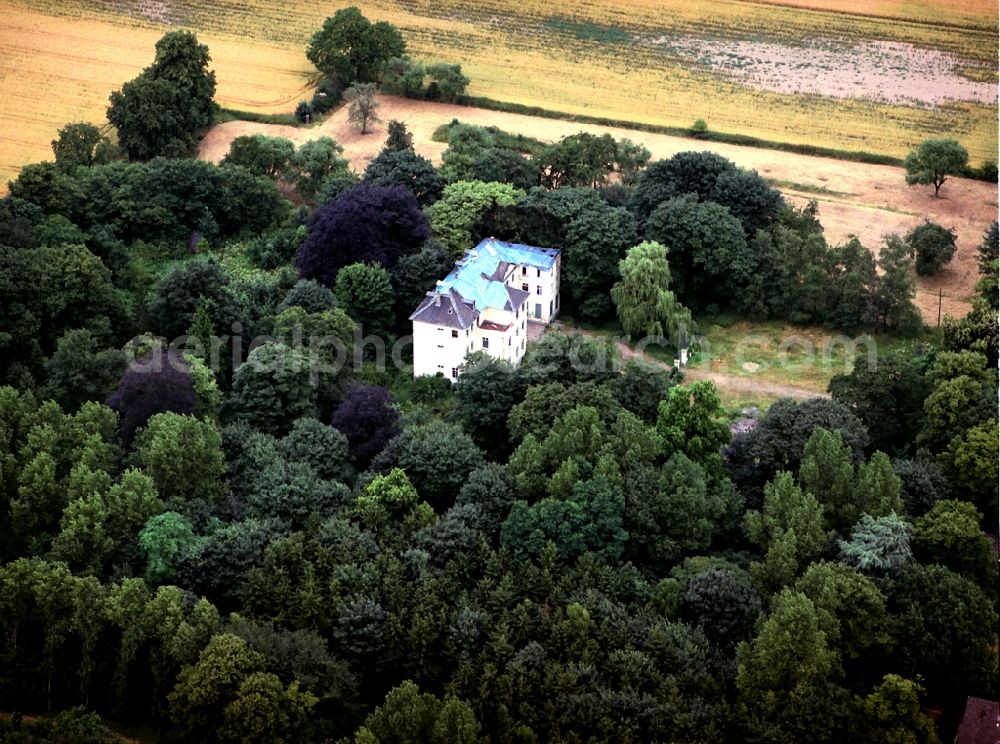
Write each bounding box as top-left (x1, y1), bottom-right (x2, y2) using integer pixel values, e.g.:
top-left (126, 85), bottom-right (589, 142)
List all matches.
top-left (956, 697), bottom-right (999, 744)
top-left (506, 286), bottom-right (530, 310)
top-left (409, 287), bottom-right (478, 329)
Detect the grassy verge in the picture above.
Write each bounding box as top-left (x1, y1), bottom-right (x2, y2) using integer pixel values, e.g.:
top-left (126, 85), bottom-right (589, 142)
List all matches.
top-left (215, 107), bottom-right (302, 126)
top-left (767, 179), bottom-right (855, 197)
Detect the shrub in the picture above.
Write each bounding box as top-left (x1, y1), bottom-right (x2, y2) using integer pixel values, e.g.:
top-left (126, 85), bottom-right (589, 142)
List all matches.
top-left (295, 100), bottom-right (313, 123)
top-left (905, 220), bottom-right (957, 276)
top-left (310, 78), bottom-right (342, 114)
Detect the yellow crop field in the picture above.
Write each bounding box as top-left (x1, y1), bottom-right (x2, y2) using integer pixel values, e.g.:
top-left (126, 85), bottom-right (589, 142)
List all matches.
top-left (0, 4), bottom-right (312, 186)
top-left (0, 0), bottom-right (996, 189)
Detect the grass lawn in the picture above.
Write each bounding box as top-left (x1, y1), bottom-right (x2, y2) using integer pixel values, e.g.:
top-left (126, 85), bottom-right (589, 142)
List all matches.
top-left (686, 318), bottom-right (936, 392)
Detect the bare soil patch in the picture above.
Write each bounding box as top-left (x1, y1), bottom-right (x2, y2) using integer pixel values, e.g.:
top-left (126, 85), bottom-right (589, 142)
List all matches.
top-left (649, 36), bottom-right (997, 106)
top-left (198, 94), bottom-right (997, 322)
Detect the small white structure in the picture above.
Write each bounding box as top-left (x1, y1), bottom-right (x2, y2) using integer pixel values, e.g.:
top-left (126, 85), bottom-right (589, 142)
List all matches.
top-left (410, 238), bottom-right (561, 380)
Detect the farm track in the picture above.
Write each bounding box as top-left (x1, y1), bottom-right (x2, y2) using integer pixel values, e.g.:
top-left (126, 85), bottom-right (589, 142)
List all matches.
top-left (199, 94), bottom-right (997, 325)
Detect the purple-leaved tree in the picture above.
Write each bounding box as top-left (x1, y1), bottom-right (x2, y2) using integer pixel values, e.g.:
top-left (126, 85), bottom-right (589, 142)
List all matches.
top-left (107, 348), bottom-right (196, 447)
top-left (294, 183), bottom-right (430, 287)
top-left (330, 384), bottom-right (401, 469)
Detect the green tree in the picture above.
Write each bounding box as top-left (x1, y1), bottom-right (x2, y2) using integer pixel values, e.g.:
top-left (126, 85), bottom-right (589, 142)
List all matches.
top-left (380, 56), bottom-right (426, 98)
top-left (107, 31), bottom-right (216, 160)
top-left (904, 138), bottom-right (969, 197)
top-left (129, 412), bottom-right (227, 507)
top-left (519, 187), bottom-right (638, 320)
top-left (279, 416), bottom-right (353, 484)
top-left (940, 419), bottom-right (998, 510)
top-left (384, 119), bottom-right (413, 150)
top-left (107, 78), bottom-right (189, 161)
top-left (912, 499), bottom-right (993, 587)
top-left (353, 468), bottom-right (434, 545)
top-left (838, 513), bottom-right (912, 576)
top-left (655, 381), bottom-right (730, 472)
top-left (611, 240), bottom-right (690, 342)
top-left (680, 567), bottom-right (761, 648)
top-left (625, 453), bottom-right (724, 567)
top-left (871, 235), bottom-right (921, 334)
top-left (855, 451), bottom-right (904, 519)
top-left (645, 193), bottom-right (752, 309)
top-left (501, 475), bottom-right (626, 563)
top-left (168, 633), bottom-right (266, 740)
top-left (828, 348), bottom-right (930, 455)
top-left (363, 148), bottom-right (444, 206)
top-left (345, 83), bottom-right (380, 134)
top-left (139, 511), bottom-right (199, 584)
top-left (427, 180), bottom-right (523, 255)
top-left (285, 137), bottom-right (350, 203)
top-left (918, 351), bottom-right (994, 450)
top-left (51, 468), bottom-right (163, 577)
top-left (943, 298), bottom-right (999, 366)
top-left (425, 63), bottom-right (470, 102)
top-left (745, 472), bottom-right (829, 594)
top-left (335, 262), bottom-right (395, 338)
top-left (736, 590), bottom-right (839, 741)
top-left (355, 680), bottom-right (481, 744)
top-left (51, 122), bottom-right (117, 169)
top-left (860, 674), bottom-right (940, 744)
top-left (40, 328), bottom-right (128, 412)
top-left (905, 220), bottom-right (957, 276)
top-left (536, 132), bottom-right (619, 189)
top-left (222, 134), bottom-right (295, 179)
top-left (221, 672), bottom-right (317, 744)
top-left (507, 382), bottom-right (619, 445)
top-left (306, 7), bottom-right (405, 85)
top-left (392, 420), bottom-right (484, 510)
top-left (0, 242), bottom-right (123, 381)
top-left (794, 562), bottom-right (890, 665)
top-left (453, 352), bottom-right (523, 454)
top-left (611, 358), bottom-right (676, 424)
top-left (888, 563), bottom-right (998, 705)
top-left (228, 343), bottom-right (317, 436)
top-left (798, 428), bottom-right (857, 533)
top-left (439, 124), bottom-right (495, 182)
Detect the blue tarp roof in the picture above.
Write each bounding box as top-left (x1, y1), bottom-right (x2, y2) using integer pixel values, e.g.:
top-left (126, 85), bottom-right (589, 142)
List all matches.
top-left (437, 238), bottom-right (559, 312)
top-left (475, 238), bottom-right (560, 270)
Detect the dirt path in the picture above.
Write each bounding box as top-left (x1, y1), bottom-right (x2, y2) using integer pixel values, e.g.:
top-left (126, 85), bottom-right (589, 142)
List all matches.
top-left (198, 94), bottom-right (997, 323)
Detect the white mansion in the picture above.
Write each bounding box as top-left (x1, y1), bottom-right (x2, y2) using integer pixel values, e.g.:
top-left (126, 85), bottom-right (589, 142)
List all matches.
top-left (409, 238), bottom-right (562, 380)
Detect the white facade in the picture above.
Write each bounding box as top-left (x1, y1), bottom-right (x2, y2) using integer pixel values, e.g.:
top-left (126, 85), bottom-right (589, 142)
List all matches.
top-left (506, 255), bottom-right (560, 323)
top-left (409, 238), bottom-right (559, 381)
top-left (411, 313), bottom-right (476, 380)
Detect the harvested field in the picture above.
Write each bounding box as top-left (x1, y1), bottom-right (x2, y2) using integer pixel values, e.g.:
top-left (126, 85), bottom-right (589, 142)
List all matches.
top-left (1, 0), bottom-right (996, 190)
top-left (0, 4), bottom-right (312, 186)
top-left (200, 94), bottom-right (998, 323)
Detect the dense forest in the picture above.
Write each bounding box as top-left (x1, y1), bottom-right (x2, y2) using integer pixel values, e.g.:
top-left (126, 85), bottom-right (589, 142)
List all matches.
top-left (0, 23), bottom-right (997, 744)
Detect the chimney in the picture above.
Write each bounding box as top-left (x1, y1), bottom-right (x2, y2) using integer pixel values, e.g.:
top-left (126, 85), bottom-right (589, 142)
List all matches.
top-left (434, 291), bottom-right (441, 307)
